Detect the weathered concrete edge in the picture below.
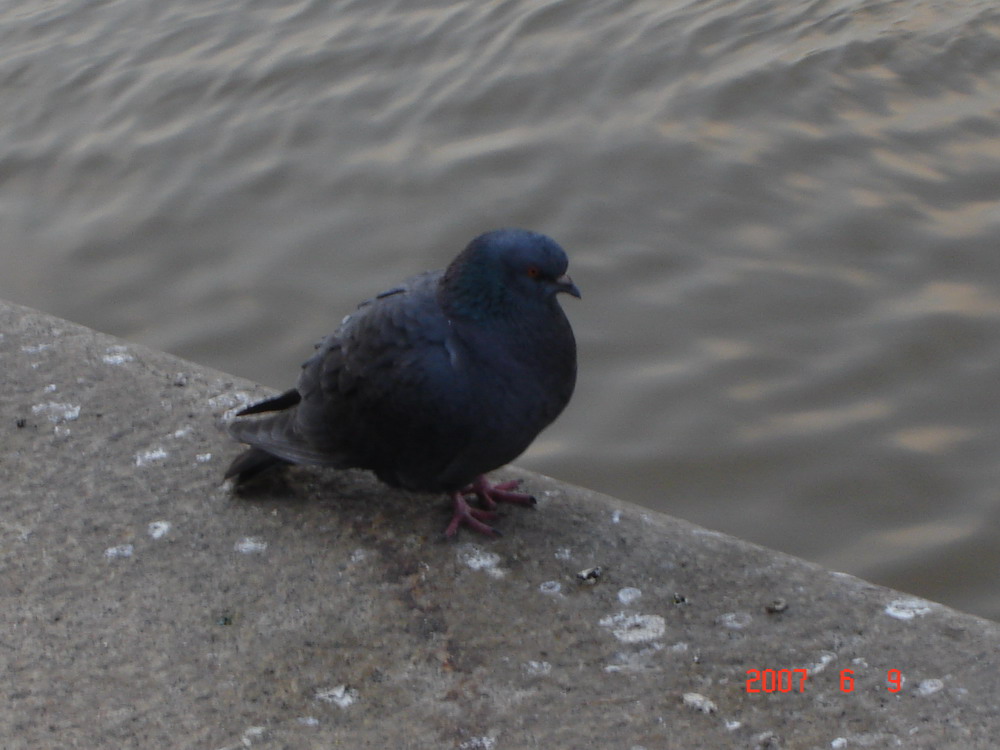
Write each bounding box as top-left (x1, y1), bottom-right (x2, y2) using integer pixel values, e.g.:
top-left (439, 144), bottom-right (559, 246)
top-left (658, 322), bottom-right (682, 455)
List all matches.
top-left (4, 297), bottom-right (1000, 749)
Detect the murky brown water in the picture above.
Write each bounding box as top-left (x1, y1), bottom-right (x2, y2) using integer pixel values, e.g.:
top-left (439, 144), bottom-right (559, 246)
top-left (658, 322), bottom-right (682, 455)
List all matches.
top-left (3, 0), bottom-right (1000, 618)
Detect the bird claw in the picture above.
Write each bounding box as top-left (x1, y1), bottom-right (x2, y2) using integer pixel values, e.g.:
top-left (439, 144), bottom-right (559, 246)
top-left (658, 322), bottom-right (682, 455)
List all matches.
top-left (462, 476), bottom-right (537, 511)
top-left (445, 492), bottom-right (501, 537)
top-left (444, 476), bottom-right (536, 537)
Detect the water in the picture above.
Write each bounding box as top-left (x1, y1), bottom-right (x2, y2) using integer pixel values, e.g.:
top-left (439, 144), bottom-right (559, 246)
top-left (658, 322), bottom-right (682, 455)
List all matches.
top-left (3, 0), bottom-right (1000, 619)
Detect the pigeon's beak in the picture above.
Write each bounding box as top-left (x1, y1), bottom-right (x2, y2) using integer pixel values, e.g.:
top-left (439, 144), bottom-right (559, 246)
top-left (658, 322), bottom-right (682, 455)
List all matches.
top-left (555, 273), bottom-right (581, 299)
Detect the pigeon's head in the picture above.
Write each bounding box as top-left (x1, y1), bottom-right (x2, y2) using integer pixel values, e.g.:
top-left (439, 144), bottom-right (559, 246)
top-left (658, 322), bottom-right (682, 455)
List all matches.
top-left (442, 229), bottom-right (581, 321)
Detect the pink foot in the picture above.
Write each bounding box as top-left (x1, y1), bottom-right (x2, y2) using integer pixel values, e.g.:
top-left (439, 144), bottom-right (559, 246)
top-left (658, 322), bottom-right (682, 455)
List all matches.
top-left (464, 476), bottom-right (537, 511)
top-left (443, 476), bottom-right (537, 537)
top-left (444, 492), bottom-right (500, 537)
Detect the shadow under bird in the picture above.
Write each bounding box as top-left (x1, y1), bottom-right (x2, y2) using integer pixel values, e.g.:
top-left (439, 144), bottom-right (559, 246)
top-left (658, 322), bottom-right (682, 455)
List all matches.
top-left (225, 228), bottom-right (580, 536)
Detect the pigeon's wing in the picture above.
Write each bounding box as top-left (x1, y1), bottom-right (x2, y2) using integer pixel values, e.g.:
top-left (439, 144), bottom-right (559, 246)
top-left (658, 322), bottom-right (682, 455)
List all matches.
top-left (295, 271), bottom-right (470, 456)
top-left (324, 274), bottom-right (459, 394)
top-left (228, 270), bottom-right (464, 473)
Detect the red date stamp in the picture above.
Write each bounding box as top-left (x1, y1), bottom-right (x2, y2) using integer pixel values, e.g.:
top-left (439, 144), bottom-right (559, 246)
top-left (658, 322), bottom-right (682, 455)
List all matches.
top-left (746, 668), bottom-right (904, 693)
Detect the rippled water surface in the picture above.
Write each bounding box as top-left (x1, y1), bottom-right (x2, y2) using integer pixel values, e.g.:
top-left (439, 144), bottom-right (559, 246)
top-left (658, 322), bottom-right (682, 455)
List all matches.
top-left (4, 0), bottom-right (1000, 618)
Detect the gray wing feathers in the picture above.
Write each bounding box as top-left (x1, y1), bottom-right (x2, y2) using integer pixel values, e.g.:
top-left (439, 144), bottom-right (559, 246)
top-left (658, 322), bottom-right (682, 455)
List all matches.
top-left (227, 409), bottom-right (351, 467)
top-left (227, 270), bottom-right (454, 472)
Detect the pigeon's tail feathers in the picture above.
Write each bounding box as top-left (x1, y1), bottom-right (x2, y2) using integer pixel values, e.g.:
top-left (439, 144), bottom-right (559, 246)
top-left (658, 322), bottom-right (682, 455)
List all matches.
top-left (236, 388), bottom-right (301, 416)
top-left (225, 410), bottom-right (299, 482)
top-left (225, 446), bottom-right (288, 483)
top-left (228, 408), bottom-right (352, 469)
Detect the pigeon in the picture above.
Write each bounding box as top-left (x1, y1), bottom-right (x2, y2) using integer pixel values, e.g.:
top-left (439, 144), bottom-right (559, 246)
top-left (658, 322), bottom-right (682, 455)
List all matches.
top-left (225, 228), bottom-right (580, 536)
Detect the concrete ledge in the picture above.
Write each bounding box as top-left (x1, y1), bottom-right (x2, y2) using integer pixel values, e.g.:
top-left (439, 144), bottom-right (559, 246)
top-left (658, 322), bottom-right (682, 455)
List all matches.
top-left (3, 298), bottom-right (999, 749)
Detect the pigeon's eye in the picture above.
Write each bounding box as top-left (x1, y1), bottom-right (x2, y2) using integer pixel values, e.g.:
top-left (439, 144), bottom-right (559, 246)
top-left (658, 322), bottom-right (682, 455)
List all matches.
top-left (526, 265), bottom-right (541, 278)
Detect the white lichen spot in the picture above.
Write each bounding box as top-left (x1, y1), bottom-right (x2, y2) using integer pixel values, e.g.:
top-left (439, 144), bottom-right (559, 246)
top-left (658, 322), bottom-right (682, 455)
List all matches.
top-left (599, 612), bottom-right (666, 643)
top-left (235, 537), bottom-right (267, 554)
top-left (682, 692), bottom-right (717, 714)
top-left (242, 726), bottom-right (266, 744)
top-left (102, 345), bottom-right (135, 365)
top-left (44, 383), bottom-right (57, 393)
top-left (135, 447), bottom-right (168, 467)
top-left (22, 343), bottom-right (51, 354)
top-left (618, 587), bottom-right (642, 605)
top-left (350, 548), bottom-right (368, 563)
top-left (296, 716), bottom-right (319, 726)
top-left (885, 597), bottom-right (933, 620)
top-left (807, 651), bottom-right (837, 675)
top-left (670, 642), bottom-right (689, 654)
top-left (725, 720), bottom-right (742, 731)
top-left (315, 685), bottom-right (358, 708)
top-left (459, 737), bottom-right (496, 750)
top-left (554, 547), bottom-right (572, 560)
top-left (104, 544), bottom-right (134, 560)
top-left (604, 642), bottom-right (664, 673)
top-left (456, 544), bottom-right (504, 579)
top-left (916, 678), bottom-right (942, 696)
top-left (196, 453), bottom-right (212, 463)
top-left (148, 521), bottom-right (171, 539)
top-left (54, 425), bottom-right (72, 438)
top-left (831, 739), bottom-right (848, 749)
top-left (611, 509), bottom-right (622, 524)
top-left (172, 426), bottom-right (193, 439)
top-left (717, 612), bottom-right (752, 629)
top-left (539, 580), bottom-right (562, 596)
top-left (524, 660), bottom-right (552, 676)
top-left (32, 401), bottom-right (80, 423)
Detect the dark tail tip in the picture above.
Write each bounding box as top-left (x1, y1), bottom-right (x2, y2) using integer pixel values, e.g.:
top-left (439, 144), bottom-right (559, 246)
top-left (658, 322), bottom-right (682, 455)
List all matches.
top-left (225, 447), bottom-right (287, 484)
top-left (236, 388), bottom-right (302, 417)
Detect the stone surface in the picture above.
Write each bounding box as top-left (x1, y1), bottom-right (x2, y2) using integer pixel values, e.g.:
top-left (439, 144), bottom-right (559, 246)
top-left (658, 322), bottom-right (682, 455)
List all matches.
top-left (2, 298), bottom-right (999, 749)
